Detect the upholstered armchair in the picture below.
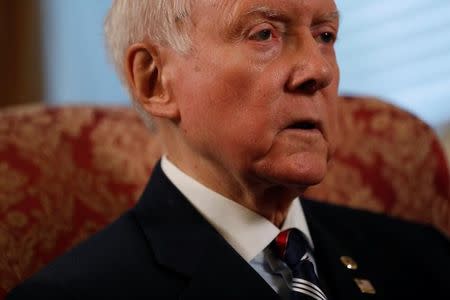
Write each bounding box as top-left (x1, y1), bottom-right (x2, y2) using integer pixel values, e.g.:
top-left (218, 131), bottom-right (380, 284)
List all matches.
top-left (0, 95), bottom-right (449, 297)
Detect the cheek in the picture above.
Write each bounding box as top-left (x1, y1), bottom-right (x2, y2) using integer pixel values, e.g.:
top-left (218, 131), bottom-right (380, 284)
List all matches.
top-left (213, 70), bottom-right (283, 152)
top-left (174, 49), bottom-right (288, 161)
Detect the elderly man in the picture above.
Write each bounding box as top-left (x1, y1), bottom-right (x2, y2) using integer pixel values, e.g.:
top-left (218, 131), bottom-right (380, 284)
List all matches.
top-left (7, 0), bottom-right (449, 299)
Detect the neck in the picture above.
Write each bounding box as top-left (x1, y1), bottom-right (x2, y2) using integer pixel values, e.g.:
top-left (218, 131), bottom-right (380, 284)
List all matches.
top-left (164, 152), bottom-right (300, 228)
top-left (159, 122), bottom-right (303, 227)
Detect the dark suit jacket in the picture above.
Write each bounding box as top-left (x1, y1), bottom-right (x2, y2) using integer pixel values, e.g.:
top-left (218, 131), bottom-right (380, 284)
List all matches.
top-left (7, 163), bottom-right (450, 299)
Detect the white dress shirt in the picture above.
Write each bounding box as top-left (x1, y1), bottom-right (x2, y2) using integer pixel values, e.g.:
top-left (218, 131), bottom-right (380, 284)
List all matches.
top-left (161, 156), bottom-right (314, 297)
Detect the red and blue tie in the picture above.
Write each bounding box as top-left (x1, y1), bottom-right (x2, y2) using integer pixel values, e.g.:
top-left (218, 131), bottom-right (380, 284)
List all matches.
top-left (273, 229), bottom-right (327, 300)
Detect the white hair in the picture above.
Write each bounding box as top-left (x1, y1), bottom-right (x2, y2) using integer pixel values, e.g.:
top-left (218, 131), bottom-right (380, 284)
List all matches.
top-left (104, 0), bottom-right (192, 129)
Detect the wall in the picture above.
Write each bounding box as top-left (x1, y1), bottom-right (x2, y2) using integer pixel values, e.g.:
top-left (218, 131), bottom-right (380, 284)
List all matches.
top-left (0, 1), bottom-right (44, 107)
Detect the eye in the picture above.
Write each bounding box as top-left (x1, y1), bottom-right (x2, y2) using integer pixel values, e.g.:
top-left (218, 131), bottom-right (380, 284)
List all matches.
top-left (247, 22), bottom-right (280, 42)
top-left (249, 28), bottom-right (273, 41)
top-left (317, 32), bottom-right (336, 44)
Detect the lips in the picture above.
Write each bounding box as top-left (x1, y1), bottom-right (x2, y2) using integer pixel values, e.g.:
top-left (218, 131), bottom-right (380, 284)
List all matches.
top-left (287, 120), bottom-right (319, 130)
top-left (283, 118), bottom-right (326, 140)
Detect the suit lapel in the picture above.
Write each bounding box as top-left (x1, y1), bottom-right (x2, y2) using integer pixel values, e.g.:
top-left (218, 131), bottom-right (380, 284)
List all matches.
top-left (302, 198), bottom-right (380, 300)
top-left (133, 163), bottom-right (279, 299)
top-left (179, 233), bottom-right (279, 300)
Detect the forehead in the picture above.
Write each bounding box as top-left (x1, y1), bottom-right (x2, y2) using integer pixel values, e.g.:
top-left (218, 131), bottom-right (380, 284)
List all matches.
top-left (193, 0), bottom-right (338, 23)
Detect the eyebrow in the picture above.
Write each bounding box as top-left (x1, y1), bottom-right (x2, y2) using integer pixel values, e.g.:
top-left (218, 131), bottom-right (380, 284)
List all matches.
top-left (316, 11), bottom-right (340, 24)
top-left (242, 5), bottom-right (291, 22)
top-left (238, 6), bottom-right (340, 27)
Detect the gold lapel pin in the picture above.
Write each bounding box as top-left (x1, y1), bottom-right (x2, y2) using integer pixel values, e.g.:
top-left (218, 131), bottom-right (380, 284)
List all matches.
top-left (354, 278), bottom-right (376, 294)
top-left (340, 256), bottom-right (358, 270)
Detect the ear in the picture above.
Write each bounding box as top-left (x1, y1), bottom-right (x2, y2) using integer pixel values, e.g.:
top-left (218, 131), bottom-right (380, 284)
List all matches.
top-left (125, 43), bottom-right (180, 120)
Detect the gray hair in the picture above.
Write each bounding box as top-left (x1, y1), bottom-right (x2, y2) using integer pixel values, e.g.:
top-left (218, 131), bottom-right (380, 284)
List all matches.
top-left (104, 0), bottom-right (192, 128)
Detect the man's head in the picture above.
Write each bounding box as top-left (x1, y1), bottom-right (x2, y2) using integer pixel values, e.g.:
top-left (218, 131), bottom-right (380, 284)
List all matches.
top-left (105, 0), bottom-right (340, 219)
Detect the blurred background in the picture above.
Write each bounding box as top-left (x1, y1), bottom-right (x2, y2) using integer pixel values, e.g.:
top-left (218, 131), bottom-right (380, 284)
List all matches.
top-left (1, 0), bottom-right (450, 158)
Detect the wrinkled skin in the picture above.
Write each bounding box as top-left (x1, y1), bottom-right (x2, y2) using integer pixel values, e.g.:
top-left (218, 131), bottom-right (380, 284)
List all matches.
top-left (128, 0), bottom-right (340, 226)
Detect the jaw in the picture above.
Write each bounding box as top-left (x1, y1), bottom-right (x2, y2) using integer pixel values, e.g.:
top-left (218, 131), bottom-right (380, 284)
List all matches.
top-left (250, 130), bottom-right (330, 188)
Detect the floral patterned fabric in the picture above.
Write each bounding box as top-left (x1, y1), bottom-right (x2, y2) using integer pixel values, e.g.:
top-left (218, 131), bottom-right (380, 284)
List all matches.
top-left (0, 96), bottom-right (448, 297)
top-left (304, 96), bottom-right (449, 233)
top-left (0, 105), bottom-right (161, 296)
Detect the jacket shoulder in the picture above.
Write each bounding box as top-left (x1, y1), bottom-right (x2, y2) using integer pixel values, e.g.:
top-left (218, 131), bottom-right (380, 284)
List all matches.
top-left (7, 211), bottom-right (185, 299)
top-left (302, 197), bottom-right (448, 243)
top-left (302, 197), bottom-right (450, 296)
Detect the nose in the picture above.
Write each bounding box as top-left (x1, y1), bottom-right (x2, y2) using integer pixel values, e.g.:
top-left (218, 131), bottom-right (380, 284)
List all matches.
top-left (285, 35), bottom-right (334, 95)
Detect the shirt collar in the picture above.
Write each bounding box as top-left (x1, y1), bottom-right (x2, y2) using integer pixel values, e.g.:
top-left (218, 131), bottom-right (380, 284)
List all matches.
top-left (161, 156), bottom-right (313, 262)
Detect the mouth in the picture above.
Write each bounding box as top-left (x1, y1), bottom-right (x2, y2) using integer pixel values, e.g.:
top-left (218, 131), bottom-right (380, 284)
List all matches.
top-left (286, 120), bottom-right (321, 132)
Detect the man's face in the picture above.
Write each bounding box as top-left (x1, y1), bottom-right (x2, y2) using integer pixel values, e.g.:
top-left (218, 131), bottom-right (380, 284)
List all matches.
top-left (166, 0), bottom-right (340, 192)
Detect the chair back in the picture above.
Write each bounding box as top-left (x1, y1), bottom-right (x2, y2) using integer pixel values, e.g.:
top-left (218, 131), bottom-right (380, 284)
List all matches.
top-left (0, 96), bottom-right (448, 297)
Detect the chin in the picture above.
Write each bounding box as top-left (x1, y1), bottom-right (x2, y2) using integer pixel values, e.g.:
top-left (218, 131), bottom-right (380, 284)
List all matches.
top-left (254, 152), bottom-right (328, 188)
top-left (285, 163), bottom-right (327, 187)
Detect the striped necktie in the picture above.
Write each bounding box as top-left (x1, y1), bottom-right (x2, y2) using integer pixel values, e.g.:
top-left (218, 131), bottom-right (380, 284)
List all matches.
top-left (273, 229), bottom-right (327, 300)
